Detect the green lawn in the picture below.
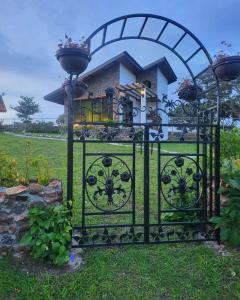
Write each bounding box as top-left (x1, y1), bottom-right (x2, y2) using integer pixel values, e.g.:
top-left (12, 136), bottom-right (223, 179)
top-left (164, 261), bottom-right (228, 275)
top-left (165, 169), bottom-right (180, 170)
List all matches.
top-left (0, 133), bottom-right (240, 300)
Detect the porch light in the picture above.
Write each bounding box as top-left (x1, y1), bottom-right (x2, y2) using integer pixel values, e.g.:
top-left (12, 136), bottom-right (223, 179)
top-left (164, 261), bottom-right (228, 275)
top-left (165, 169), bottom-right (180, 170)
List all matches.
top-left (140, 89), bottom-right (145, 97)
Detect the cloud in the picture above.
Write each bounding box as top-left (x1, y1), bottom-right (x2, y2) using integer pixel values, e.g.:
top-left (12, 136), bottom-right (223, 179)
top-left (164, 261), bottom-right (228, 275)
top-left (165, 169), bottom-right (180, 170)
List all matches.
top-left (0, 68), bottom-right (63, 121)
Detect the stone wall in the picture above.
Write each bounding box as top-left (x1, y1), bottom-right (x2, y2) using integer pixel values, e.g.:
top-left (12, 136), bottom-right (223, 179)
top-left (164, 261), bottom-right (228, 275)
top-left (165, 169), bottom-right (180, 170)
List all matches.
top-left (0, 180), bottom-right (63, 258)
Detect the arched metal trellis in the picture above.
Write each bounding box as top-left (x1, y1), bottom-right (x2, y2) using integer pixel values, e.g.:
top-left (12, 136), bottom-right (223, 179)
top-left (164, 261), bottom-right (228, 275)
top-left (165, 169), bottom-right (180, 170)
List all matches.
top-left (67, 14), bottom-right (221, 248)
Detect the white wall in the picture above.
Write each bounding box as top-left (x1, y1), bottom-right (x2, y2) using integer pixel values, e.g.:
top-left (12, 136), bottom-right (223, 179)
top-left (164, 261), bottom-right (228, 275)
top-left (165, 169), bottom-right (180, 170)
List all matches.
top-left (119, 63), bottom-right (136, 84)
top-left (119, 63), bottom-right (140, 123)
top-left (156, 68), bottom-right (169, 140)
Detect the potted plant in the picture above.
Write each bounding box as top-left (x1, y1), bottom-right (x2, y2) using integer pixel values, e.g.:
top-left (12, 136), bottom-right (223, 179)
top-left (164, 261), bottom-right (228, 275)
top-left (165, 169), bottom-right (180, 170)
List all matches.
top-left (212, 41), bottom-right (240, 81)
top-left (56, 35), bottom-right (91, 75)
top-left (177, 79), bottom-right (202, 102)
top-left (63, 78), bottom-right (88, 98)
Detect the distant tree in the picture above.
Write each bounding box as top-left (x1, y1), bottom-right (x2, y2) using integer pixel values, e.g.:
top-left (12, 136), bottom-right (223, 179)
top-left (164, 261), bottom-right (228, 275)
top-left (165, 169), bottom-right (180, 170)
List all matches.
top-left (11, 96), bottom-right (40, 123)
top-left (171, 70), bottom-right (240, 125)
top-left (56, 114), bottom-right (65, 126)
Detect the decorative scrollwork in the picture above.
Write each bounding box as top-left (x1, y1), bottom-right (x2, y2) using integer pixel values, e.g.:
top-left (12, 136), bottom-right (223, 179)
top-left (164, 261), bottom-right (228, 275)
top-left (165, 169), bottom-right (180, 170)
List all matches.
top-left (160, 155), bottom-right (203, 209)
top-left (72, 226), bottom-right (144, 246)
top-left (150, 226), bottom-right (214, 242)
top-left (85, 156), bottom-right (133, 211)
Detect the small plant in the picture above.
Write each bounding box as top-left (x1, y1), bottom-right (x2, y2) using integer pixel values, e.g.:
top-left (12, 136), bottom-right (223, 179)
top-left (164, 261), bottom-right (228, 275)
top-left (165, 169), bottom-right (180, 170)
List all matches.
top-left (21, 205), bottom-right (72, 266)
top-left (211, 173), bottom-right (240, 247)
top-left (214, 41), bottom-right (240, 62)
top-left (0, 152), bottom-right (20, 187)
top-left (176, 79), bottom-right (192, 93)
top-left (0, 141), bottom-right (52, 187)
top-left (58, 34), bottom-right (89, 53)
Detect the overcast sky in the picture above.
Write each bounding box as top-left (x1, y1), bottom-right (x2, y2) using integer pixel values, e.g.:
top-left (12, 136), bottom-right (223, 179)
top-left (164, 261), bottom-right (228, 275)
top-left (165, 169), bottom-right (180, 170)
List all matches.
top-left (1, 0), bottom-right (240, 122)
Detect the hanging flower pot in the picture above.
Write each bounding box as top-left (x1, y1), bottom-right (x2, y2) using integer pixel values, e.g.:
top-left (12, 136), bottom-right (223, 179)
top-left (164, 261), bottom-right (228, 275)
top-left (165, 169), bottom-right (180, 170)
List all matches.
top-left (56, 35), bottom-right (91, 75)
top-left (212, 56), bottom-right (240, 81)
top-left (177, 79), bottom-right (202, 102)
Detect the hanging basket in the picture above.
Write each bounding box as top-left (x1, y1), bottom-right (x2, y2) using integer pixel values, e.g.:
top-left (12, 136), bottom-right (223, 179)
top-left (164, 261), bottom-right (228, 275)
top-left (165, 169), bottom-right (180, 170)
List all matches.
top-left (56, 48), bottom-right (91, 75)
top-left (178, 85), bottom-right (201, 102)
top-left (212, 55), bottom-right (240, 81)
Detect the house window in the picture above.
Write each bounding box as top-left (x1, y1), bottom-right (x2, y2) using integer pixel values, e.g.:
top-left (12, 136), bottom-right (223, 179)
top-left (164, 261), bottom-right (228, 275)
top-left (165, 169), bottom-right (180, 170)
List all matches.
top-left (73, 98), bottom-right (113, 122)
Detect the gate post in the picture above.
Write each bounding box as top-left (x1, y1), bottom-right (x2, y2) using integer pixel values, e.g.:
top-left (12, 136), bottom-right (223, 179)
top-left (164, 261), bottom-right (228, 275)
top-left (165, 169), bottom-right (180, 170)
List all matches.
top-left (65, 75), bottom-right (74, 204)
top-left (144, 125), bottom-right (150, 243)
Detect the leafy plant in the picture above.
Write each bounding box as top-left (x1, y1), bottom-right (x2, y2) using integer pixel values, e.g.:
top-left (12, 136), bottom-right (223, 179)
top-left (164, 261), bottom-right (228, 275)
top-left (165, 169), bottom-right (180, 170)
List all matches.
top-left (211, 159), bottom-right (240, 246)
top-left (0, 151), bottom-right (20, 187)
top-left (58, 34), bottom-right (89, 53)
top-left (0, 141), bottom-right (52, 187)
top-left (214, 41), bottom-right (240, 62)
top-left (21, 205), bottom-right (72, 266)
top-left (220, 128), bottom-right (240, 164)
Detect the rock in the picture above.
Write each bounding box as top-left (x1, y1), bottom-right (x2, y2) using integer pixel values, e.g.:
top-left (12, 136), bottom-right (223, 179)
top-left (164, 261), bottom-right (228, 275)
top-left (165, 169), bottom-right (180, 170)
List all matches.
top-left (11, 202), bottom-right (26, 214)
top-left (5, 186), bottom-right (28, 196)
top-left (15, 213), bottom-right (28, 223)
top-left (0, 191), bottom-right (5, 203)
top-left (16, 194), bottom-right (29, 202)
top-left (0, 213), bottom-right (13, 224)
top-left (29, 183), bottom-right (43, 195)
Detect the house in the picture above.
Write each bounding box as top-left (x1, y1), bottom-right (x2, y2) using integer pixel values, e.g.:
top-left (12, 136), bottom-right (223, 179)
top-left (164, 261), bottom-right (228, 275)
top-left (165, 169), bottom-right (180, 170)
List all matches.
top-left (44, 51), bottom-right (176, 139)
top-left (0, 95), bottom-right (6, 113)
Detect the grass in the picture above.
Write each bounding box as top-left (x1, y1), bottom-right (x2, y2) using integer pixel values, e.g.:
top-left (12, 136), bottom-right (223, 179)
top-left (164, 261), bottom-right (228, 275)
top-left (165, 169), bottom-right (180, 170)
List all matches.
top-left (0, 132), bottom-right (240, 300)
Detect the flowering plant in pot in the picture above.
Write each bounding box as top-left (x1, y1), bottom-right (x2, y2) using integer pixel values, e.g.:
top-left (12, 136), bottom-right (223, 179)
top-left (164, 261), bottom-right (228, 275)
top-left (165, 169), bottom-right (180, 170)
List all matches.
top-left (63, 78), bottom-right (88, 98)
top-left (212, 41), bottom-right (240, 81)
top-left (176, 79), bottom-right (202, 102)
top-left (56, 35), bottom-right (91, 75)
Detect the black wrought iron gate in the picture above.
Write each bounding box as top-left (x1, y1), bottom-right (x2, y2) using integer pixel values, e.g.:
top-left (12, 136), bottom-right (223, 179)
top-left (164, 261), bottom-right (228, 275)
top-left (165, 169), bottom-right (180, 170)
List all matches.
top-left (72, 118), bottom-right (219, 248)
top-left (66, 14), bottom-right (221, 248)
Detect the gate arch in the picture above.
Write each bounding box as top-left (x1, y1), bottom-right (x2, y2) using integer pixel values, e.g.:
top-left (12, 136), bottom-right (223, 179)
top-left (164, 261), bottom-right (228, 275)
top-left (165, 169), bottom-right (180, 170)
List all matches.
top-left (70, 14), bottom-right (221, 247)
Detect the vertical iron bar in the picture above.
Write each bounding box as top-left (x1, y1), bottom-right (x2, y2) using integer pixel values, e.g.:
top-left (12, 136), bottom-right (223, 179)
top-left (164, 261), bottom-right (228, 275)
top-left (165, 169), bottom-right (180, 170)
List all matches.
top-left (82, 141), bottom-right (86, 227)
top-left (157, 142), bottom-right (161, 224)
top-left (209, 111), bottom-right (213, 217)
top-left (65, 74), bottom-right (74, 204)
top-left (215, 82), bottom-right (221, 243)
top-left (202, 124), bottom-right (208, 225)
top-left (144, 125), bottom-right (150, 243)
top-left (132, 141), bottom-right (136, 224)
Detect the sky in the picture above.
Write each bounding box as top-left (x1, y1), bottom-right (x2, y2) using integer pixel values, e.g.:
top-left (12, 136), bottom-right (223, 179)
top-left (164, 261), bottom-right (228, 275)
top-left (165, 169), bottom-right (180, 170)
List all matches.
top-left (1, 0), bottom-right (240, 123)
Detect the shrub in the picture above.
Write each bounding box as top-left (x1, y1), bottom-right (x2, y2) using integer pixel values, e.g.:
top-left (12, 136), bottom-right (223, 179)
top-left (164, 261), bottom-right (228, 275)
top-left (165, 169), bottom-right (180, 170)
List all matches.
top-left (0, 141), bottom-right (51, 187)
top-left (211, 159), bottom-right (240, 246)
top-left (220, 128), bottom-right (240, 164)
top-left (21, 205), bottom-right (72, 266)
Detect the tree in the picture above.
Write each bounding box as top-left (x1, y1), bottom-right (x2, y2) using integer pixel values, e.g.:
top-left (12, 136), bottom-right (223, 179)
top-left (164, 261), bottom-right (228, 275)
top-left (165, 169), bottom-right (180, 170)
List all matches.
top-left (170, 70), bottom-right (240, 125)
top-left (56, 114), bottom-right (65, 126)
top-left (11, 96), bottom-right (40, 123)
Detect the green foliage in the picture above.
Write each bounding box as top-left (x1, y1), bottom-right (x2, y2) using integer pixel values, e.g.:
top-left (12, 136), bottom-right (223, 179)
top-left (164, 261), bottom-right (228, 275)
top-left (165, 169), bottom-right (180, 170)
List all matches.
top-left (0, 152), bottom-right (19, 187)
top-left (162, 192), bottom-right (199, 223)
top-left (21, 205), bottom-right (72, 266)
top-left (220, 128), bottom-right (240, 164)
top-left (211, 159), bottom-right (240, 246)
top-left (0, 140), bottom-right (51, 187)
top-left (11, 96), bottom-right (40, 123)
top-left (56, 114), bottom-right (65, 126)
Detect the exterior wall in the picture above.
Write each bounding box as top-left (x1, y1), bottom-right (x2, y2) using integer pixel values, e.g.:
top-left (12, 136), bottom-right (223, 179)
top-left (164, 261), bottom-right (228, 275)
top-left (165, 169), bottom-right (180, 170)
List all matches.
top-left (119, 63), bottom-right (136, 84)
top-left (136, 68), bottom-right (158, 94)
top-left (119, 63), bottom-right (137, 123)
top-left (83, 64), bottom-right (120, 97)
top-left (157, 68), bottom-right (168, 140)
